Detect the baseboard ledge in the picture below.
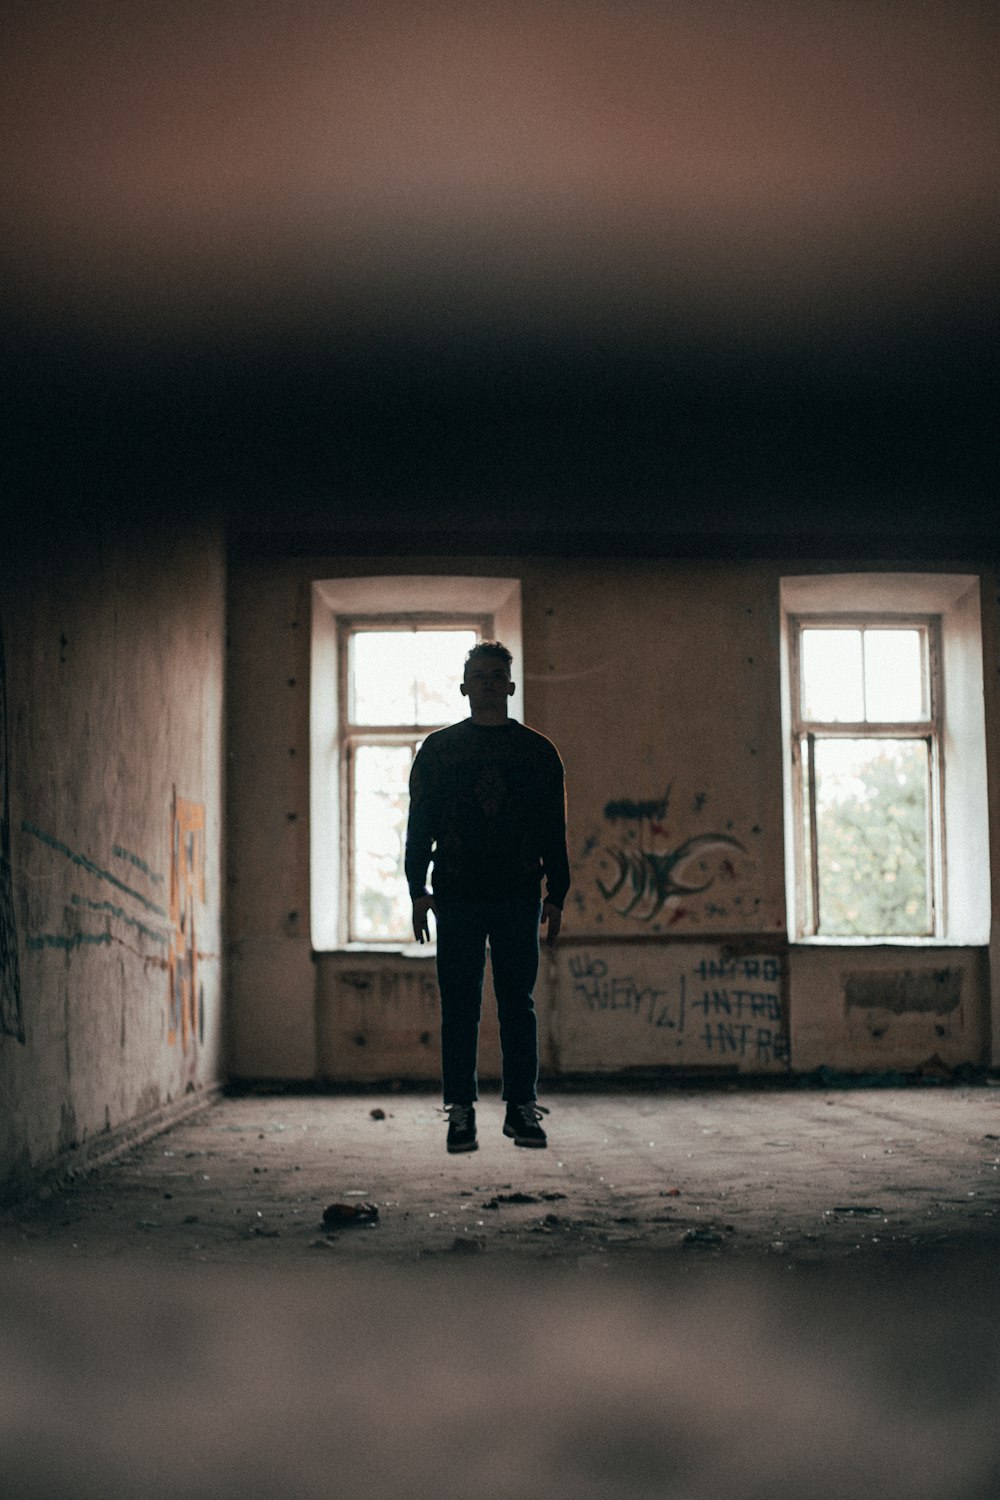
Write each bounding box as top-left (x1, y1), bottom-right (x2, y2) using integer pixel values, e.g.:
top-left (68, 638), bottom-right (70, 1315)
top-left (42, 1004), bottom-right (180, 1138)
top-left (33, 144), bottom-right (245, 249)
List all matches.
top-left (0, 1083), bottom-right (225, 1209)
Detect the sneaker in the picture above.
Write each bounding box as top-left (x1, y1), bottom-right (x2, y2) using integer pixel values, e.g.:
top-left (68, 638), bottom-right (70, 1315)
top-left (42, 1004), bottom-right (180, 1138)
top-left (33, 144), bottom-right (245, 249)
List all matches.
top-left (444, 1103), bottom-right (478, 1154)
top-left (503, 1101), bottom-right (549, 1149)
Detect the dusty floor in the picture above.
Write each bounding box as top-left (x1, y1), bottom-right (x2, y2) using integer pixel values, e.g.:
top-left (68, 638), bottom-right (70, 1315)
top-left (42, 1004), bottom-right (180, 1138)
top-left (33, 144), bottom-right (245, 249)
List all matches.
top-left (5, 1084), bottom-right (1000, 1500)
top-left (4, 1081), bottom-right (1000, 1268)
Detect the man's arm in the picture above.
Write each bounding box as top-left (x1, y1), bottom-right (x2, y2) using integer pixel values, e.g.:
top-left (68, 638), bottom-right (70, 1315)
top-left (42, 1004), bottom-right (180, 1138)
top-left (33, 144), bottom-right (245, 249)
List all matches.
top-left (540, 901), bottom-right (562, 947)
top-left (405, 744), bottom-right (437, 942)
top-left (539, 743), bottom-right (570, 946)
top-left (411, 892), bottom-right (438, 944)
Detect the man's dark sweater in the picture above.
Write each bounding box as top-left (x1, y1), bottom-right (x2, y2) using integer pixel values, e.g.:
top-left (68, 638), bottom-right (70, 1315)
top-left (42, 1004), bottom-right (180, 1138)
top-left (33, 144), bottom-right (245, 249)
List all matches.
top-left (405, 718), bottom-right (570, 908)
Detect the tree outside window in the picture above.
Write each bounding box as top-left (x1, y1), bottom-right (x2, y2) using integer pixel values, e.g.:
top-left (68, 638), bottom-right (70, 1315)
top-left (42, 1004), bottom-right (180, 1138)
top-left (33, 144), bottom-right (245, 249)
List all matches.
top-left (792, 619), bottom-right (941, 938)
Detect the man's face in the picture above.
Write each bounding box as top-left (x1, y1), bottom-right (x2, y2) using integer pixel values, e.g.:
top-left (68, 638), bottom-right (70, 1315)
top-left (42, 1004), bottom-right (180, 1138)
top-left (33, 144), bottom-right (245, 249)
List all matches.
top-left (461, 656), bottom-right (514, 713)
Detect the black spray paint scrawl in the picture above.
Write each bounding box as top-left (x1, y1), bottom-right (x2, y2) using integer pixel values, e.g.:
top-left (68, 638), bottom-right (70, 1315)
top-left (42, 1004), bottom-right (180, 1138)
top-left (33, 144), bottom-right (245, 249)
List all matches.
top-left (597, 835), bottom-right (747, 921)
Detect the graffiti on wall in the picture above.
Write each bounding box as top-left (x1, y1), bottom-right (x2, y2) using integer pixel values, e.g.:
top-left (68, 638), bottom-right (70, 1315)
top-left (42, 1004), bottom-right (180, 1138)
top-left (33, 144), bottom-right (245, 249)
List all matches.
top-left (21, 823), bottom-right (171, 952)
top-left (0, 623), bottom-right (23, 1041)
top-left (168, 794), bottom-right (206, 1049)
top-left (577, 782), bottom-right (760, 928)
top-left (565, 948), bottom-right (788, 1069)
top-left (597, 834), bottom-right (748, 921)
top-left (19, 790), bottom-right (209, 1051)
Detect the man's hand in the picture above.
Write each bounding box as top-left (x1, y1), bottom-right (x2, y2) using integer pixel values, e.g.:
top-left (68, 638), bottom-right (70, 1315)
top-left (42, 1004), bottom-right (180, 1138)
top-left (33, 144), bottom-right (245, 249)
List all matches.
top-left (540, 901), bottom-right (562, 947)
top-left (412, 893), bottom-right (438, 944)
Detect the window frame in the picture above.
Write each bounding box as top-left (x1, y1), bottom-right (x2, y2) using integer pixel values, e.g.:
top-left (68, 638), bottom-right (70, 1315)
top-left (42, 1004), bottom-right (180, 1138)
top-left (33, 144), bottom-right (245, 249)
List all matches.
top-left (788, 611), bottom-right (945, 940)
top-left (310, 576), bottom-right (523, 954)
top-left (337, 611), bottom-right (492, 946)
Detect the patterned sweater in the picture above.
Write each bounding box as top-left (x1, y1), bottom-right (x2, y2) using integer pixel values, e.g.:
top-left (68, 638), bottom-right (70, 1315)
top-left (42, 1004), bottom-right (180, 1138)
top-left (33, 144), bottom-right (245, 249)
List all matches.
top-left (405, 718), bottom-right (570, 908)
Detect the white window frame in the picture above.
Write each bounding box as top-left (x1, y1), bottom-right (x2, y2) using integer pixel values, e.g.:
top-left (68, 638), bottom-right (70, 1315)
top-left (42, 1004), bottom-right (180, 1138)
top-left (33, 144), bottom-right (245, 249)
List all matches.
top-left (310, 577), bottom-right (523, 952)
top-left (788, 612), bottom-right (944, 939)
top-left (780, 574), bottom-right (990, 947)
top-left (338, 612), bottom-right (491, 946)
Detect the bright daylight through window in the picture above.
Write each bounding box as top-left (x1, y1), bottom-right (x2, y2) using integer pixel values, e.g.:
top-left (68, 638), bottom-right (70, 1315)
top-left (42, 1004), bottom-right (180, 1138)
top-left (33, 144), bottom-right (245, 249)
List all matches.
top-left (791, 618), bottom-right (940, 938)
top-left (342, 622), bottom-right (482, 943)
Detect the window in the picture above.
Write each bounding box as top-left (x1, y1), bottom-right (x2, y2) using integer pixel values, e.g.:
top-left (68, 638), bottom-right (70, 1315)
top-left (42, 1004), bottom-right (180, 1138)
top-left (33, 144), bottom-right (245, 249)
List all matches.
top-left (310, 576), bottom-right (523, 950)
top-left (790, 616), bottom-right (942, 938)
top-left (340, 617), bottom-right (487, 942)
top-left (780, 574), bottom-right (990, 946)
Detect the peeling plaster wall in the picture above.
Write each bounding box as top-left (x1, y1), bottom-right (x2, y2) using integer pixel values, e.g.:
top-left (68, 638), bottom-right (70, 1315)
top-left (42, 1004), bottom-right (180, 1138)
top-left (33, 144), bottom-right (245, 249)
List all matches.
top-left (789, 947), bottom-right (988, 1073)
top-left (225, 559), bottom-right (316, 1079)
top-left (0, 526), bottom-right (226, 1195)
top-left (226, 553), bottom-right (995, 1083)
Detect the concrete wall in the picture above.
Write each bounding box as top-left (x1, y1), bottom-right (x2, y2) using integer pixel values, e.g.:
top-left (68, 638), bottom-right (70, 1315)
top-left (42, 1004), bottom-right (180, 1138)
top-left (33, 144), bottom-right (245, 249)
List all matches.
top-left (226, 553), bottom-right (998, 1085)
top-left (0, 525), bottom-right (226, 1196)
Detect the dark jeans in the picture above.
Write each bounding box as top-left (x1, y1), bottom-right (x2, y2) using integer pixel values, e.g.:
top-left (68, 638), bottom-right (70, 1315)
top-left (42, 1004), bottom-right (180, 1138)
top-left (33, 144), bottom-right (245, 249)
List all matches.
top-left (434, 896), bottom-right (541, 1105)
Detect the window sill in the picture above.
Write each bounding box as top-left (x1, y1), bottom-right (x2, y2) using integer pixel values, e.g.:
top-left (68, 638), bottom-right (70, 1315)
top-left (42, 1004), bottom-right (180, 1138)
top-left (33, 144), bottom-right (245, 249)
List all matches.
top-left (791, 935), bottom-right (974, 949)
top-left (315, 943), bottom-right (436, 960)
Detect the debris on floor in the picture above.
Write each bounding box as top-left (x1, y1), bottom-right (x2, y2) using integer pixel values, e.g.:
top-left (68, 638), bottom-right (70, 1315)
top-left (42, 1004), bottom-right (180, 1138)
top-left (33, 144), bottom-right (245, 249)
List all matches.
top-left (683, 1227), bottom-right (725, 1246)
top-left (322, 1201), bottom-right (380, 1228)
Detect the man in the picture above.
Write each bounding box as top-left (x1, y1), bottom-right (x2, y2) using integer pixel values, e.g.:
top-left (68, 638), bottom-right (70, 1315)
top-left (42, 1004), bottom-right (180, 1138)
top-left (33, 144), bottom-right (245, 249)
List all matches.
top-left (405, 640), bottom-right (570, 1154)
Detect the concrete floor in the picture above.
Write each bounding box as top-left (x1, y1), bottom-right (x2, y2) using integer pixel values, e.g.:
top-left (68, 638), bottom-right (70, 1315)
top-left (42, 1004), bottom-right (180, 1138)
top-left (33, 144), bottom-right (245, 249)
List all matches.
top-left (4, 1081), bottom-right (1000, 1268)
top-left (4, 1084), bottom-right (1000, 1500)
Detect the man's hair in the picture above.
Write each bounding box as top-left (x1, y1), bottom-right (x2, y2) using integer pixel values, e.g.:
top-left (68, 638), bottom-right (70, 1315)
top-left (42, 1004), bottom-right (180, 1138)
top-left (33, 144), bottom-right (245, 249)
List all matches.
top-left (464, 640), bottom-right (512, 674)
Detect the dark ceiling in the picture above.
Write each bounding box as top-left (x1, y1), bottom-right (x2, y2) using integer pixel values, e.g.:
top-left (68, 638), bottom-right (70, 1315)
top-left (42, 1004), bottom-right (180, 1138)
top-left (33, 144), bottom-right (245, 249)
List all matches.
top-left (5, 2), bottom-right (998, 554)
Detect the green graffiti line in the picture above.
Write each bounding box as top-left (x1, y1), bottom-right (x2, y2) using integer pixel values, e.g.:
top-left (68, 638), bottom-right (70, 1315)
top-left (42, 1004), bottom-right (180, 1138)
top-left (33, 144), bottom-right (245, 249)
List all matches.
top-left (111, 845), bottom-right (165, 886)
top-left (21, 822), bottom-right (168, 918)
top-left (27, 931), bottom-right (113, 952)
top-left (69, 894), bottom-right (170, 947)
top-left (597, 834), bottom-right (747, 921)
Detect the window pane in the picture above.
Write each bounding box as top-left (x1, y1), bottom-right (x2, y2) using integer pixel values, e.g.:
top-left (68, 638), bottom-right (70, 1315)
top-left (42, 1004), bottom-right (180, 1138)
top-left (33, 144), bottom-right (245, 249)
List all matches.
top-left (414, 630), bottom-right (478, 724)
top-left (800, 630), bottom-right (863, 721)
top-left (351, 629), bottom-right (478, 725)
top-left (813, 738), bottom-right (930, 936)
top-left (351, 744), bottom-right (413, 940)
top-left (351, 632), bottom-right (419, 725)
top-left (800, 737), bottom-right (815, 934)
top-left (863, 629), bottom-right (926, 720)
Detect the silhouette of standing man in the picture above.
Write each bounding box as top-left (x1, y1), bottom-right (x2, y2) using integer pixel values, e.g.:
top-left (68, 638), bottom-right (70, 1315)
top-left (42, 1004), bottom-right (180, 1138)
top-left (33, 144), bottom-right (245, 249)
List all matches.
top-left (405, 641), bottom-right (570, 1153)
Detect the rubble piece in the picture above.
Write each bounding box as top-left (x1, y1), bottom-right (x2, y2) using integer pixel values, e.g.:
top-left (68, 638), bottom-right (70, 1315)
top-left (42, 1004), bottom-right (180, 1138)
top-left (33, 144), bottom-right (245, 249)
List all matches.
top-left (322, 1201), bottom-right (380, 1228)
top-left (540, 1192), bottom-right (567, 1202)
top-left (831, 1205), bottom-right (883, 1216)
top-left (482, 1191), bottom-right (541, 1208)
top-left (683, 1228), bottom-right (724, 1246)
top-left (369, 1108), bottom-right (386, 1120)
top-left (661, 1187), bottom-right (682, 1197)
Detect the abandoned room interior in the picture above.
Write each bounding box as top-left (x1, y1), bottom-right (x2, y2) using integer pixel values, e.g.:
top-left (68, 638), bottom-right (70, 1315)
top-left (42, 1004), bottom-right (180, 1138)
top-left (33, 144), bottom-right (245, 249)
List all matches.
top-left (3, 4), bottom-right (1000, 1495)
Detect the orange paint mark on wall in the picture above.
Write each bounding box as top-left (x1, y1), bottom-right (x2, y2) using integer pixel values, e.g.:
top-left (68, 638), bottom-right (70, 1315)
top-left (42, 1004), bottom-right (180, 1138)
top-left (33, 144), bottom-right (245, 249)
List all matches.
top-left (168, 792), bottom-right (205, 1049)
